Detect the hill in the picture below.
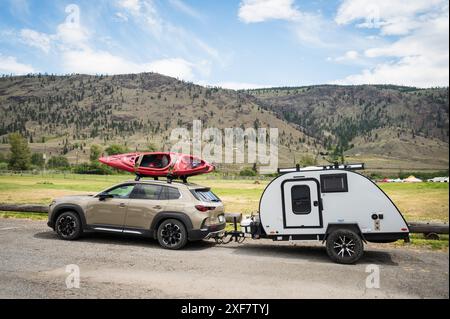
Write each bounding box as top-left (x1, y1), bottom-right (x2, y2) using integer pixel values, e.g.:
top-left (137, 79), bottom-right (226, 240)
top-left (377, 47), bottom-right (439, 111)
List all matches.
top-left (0, 74), bottom-right (448, 172)
top-left (247, 85), bottom-right (449, 170)
top-left (0, 73), bottom-right (315, 169)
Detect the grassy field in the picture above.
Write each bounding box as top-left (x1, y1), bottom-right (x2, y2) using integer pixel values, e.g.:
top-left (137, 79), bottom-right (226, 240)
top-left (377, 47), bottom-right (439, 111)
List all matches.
top-left (0, 173), bottom-right (448, 221)
top-left (0, 173), bottom-right (447, 250)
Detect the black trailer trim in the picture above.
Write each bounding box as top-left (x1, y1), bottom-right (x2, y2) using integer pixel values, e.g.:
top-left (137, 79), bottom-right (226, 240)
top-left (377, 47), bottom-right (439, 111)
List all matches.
top-left (280, 178), bottom-right (323, 229)
top-left (363, 232), bottom-right (409, 243)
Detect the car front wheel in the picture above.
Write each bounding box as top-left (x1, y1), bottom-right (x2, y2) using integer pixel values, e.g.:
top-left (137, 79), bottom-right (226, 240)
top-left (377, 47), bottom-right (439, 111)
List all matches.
top-left (55, 211), bottom-right (82, 240)
top-left (157, 219), bottom-right (188, 250)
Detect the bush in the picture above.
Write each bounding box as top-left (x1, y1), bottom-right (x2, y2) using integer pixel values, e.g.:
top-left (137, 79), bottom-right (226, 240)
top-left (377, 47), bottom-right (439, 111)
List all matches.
top-left (105, 144), bottom-right (129, 155)
top-left (239, 168), bottom-right (257, 177)
top-left (72, 162), bottom-right (115, 175)
top-left (48, 155), bottom-right (70, 170)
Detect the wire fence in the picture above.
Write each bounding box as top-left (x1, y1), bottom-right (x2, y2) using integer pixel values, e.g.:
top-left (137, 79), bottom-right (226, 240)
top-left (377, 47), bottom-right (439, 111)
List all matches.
top-left (0, 170), bottom-right (273, 181)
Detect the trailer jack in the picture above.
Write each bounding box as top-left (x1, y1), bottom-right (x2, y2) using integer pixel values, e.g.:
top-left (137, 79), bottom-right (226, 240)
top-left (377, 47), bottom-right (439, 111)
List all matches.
top-left (214, 217), bottom-right (246, 244)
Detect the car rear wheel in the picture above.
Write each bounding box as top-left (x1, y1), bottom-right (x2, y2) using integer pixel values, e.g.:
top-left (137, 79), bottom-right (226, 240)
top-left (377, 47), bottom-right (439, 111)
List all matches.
top-left (55, 211), bottom-right (82, 240)
top-left (157, 219), bottom-right (188, 250)
top-left (326, 229), bottom-right (363, 264)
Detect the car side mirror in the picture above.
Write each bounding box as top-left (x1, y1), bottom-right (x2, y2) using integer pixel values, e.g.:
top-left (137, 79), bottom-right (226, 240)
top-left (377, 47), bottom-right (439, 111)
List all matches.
top-left (98, 193), bottom-right (113, 201)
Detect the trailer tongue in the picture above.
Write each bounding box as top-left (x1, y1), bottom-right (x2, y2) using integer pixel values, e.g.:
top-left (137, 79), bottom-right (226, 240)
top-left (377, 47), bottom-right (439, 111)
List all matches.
top-left (214, 163), bottom-right (410, 264)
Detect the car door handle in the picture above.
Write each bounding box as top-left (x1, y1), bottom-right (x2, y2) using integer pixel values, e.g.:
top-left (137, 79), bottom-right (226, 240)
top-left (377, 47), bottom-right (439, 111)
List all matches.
top-left (119, 203), bottom-right (127, 208)
top-left (153, 205), bottom-right (162, 209)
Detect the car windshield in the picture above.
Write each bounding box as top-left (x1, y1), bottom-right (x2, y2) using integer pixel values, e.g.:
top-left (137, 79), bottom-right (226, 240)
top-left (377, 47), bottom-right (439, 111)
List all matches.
top-left (193, 189), bottom-right (221, 202)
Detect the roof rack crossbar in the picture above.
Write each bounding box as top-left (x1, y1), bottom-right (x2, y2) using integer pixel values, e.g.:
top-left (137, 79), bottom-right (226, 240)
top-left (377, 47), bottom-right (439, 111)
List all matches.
top-left (277, 163), bottom-right (365, 174)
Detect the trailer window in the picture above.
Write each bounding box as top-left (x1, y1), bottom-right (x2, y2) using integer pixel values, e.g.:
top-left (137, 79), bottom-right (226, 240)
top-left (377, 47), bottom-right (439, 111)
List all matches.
top-left (291, 185), bottom-right (311, 214)
top-left (320, 174), bottom-right (348, 193)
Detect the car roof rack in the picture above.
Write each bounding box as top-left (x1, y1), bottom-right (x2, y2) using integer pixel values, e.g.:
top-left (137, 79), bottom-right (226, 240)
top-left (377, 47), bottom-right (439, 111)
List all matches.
top-left (134, 174), bottom-right (189, 184)
top-left (277, 162), bottom-right (365, 174)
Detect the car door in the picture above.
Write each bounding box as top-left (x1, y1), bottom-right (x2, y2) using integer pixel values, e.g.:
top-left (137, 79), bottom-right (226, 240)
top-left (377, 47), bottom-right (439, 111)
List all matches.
top-left (124, 183), bottom-right (168, 229)
top-left (85, 184), bottom-right (135, 228)
top-left (282, 179), bottom-right (322, 228)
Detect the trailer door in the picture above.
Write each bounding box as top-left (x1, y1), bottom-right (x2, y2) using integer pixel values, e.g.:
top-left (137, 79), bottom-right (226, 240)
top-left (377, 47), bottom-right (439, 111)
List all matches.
top-left (282, 179), bottom-right (322, 228)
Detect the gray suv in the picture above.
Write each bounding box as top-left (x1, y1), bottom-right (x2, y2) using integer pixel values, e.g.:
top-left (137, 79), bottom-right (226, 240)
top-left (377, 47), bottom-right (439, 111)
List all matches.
top-left (47, 180), bottom-right (226, 249)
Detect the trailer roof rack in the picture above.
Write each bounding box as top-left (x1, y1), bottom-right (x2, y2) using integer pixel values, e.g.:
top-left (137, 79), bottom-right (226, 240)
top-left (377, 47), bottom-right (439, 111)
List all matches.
top-left (277, 162), bottom-right (365, 174)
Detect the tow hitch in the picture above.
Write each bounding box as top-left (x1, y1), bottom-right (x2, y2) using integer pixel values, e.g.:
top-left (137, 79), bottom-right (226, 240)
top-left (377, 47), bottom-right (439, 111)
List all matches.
top-left (214, 217), bottom-right (245, 244)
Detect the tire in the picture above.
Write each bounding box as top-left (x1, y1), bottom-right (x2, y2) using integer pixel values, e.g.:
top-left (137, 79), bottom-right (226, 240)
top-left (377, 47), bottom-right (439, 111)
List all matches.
top-left (157, 219), bottom-right (188, 250)
top-left (55, 211), bottom-right (82, 240)
top-left (326, 229), bottom-right (364, 264)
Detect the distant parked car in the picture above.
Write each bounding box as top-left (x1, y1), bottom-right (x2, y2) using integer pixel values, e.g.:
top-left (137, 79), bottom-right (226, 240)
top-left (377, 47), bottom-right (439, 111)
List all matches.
top-left (427, 177), bottom-right (449, 183)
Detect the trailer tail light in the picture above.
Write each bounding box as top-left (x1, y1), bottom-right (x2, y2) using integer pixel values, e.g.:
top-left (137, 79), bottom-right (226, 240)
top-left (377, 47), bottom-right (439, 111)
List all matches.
top-left (195, 205), bottom-right (214, 212)
top-left (401, 228), bottom-right (408, 231)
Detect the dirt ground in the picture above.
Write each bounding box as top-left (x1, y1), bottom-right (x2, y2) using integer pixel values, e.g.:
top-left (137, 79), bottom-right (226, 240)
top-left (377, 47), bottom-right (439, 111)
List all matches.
top-left (0, 219), bottom-right (448, 299)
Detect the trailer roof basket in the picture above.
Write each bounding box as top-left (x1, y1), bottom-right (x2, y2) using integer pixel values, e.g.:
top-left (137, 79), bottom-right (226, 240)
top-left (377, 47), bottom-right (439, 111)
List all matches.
top-left (277, 163), bottom-right (365, 174)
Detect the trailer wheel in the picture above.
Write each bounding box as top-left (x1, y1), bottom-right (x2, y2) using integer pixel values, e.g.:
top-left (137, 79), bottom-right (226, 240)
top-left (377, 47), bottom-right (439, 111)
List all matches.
top-left (326, 229), bottom-right (363, 264)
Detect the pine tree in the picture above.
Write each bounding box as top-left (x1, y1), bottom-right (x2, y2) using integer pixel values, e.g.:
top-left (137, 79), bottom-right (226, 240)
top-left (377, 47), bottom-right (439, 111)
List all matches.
top-left (8, 133), bottom-right (31, 170)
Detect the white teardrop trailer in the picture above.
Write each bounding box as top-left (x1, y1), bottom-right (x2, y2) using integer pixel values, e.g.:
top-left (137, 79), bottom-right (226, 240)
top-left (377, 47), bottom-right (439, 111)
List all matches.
top-left (229, 163), bottom-right (410, 264)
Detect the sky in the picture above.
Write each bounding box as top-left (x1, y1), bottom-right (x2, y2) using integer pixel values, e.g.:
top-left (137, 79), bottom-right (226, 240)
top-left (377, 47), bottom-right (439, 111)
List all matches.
top-left (0, 0), bottom-right (448, 89)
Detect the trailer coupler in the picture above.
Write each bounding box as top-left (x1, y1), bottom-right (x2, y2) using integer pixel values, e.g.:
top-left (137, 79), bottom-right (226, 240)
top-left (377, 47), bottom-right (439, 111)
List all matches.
top-left (214, 216), bottom-right (246, 244)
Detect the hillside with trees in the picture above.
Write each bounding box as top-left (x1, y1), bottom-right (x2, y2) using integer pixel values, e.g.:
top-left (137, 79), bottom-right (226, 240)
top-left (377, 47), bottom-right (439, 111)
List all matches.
top-left (0, 73), bottom-right (448, 171)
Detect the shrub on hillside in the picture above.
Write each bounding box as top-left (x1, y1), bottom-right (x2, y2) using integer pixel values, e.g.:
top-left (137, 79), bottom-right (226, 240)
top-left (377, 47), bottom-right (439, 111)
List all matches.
top-left (73, 162), bottom-right (114, 175)
top-left (239, 168), bottom-right (257, 177)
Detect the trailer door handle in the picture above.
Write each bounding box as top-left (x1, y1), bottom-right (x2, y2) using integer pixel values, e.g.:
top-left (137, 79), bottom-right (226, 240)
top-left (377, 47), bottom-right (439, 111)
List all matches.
top-left (313, 200), bottom-right (319, 207)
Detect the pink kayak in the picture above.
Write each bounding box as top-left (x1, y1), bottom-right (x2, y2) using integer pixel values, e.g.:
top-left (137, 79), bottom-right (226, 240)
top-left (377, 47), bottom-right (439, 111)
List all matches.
top-left (98, 152), bottom-right (214, 178)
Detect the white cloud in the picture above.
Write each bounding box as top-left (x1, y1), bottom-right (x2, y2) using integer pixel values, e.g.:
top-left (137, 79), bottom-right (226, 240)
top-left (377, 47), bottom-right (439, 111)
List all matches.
top-left (117, 0), bottom-right (142, 14)
top-left (147, 58), bottom-right (195, 79)
top-left (62, 49), bottom-right (196, 80)
top-left (333, 0), bottom-right (449, 87)
top-left (206, 81), bottom-right (274, 90)
top-left (336, 0), bottom-right (445, 35)
top-left (328, 50), bottom-right (360, 62)
top-left (56, 20), bottom-right (89, 49)
top-left (19, 29), bottom-right (51, 53)
top-left (238, 0), bottom-right (300, 23)
top-left (116, 0), bottom-right (163, 37)
top-left (333, 55), bottom-right (448, 88)
top-left (169, 0), bottom-right (203, 21)
top-left (0, 54), bottom-right (35, 74)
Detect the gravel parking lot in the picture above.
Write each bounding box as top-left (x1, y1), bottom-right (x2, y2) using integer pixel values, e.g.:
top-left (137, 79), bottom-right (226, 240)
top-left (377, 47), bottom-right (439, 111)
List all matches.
top-left (0, 218), bottom-right (448, 299)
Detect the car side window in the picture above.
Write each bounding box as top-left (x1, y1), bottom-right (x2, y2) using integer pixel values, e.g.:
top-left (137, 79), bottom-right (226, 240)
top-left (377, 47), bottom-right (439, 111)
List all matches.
top-left (105, 184), bottom-right (135, 199)
top-left (160, 186), bottom-right (181, 200)
top-left (131, 184), bottom-right (163, 200)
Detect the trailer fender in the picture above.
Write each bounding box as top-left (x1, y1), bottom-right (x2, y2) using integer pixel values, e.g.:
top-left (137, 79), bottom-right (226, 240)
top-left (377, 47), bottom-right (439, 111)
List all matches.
top-left (323, 223), bottom-right (367, 244)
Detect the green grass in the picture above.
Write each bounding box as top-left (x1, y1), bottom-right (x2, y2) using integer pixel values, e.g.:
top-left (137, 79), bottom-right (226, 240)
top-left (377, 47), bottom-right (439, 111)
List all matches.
top-left (394, 234), bottom-right (449, 251)
top-left (0, 211), bottom-right (47, 220)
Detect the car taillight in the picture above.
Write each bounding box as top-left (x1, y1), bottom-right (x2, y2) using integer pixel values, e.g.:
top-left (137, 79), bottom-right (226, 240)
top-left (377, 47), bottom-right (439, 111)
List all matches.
top-left (195, 205), bottom-right (214, 212)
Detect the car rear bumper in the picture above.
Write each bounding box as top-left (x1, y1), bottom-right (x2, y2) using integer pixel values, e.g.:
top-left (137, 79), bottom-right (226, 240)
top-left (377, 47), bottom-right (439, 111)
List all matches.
top-left (188, 222), bottom-right (226, 241)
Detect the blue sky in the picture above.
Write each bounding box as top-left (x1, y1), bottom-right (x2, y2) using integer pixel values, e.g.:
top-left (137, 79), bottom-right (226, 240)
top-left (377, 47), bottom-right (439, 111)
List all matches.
top-left (0, 0), bottom-right (448, 88)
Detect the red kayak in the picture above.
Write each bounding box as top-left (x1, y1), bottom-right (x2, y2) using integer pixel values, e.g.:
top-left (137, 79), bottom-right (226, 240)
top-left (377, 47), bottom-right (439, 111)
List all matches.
top-left (98, 152), bottom-right (214, 178)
